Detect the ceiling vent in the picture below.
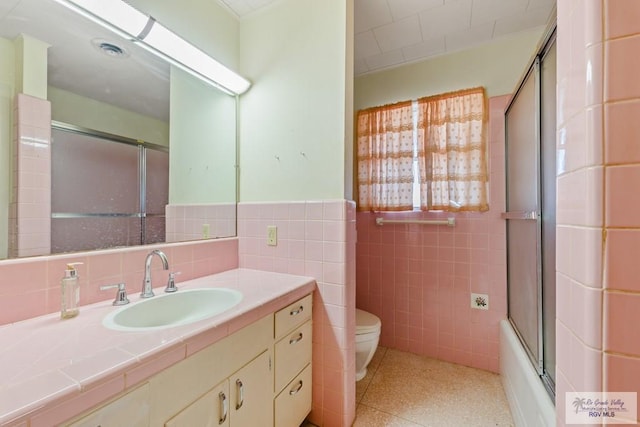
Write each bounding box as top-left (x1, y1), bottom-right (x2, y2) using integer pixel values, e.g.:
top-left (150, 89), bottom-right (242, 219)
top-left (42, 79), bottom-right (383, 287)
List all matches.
top-left (91, 38), bottom-right (129, 58)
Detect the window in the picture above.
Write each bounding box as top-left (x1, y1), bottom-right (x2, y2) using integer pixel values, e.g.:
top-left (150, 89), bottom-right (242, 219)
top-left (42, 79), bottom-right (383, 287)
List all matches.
top-left (357, 87), bottom-right (488, 212)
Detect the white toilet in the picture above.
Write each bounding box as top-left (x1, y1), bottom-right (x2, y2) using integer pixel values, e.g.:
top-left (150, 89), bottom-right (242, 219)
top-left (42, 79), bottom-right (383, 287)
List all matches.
top-left (355, 308), bottom-right (382, 381)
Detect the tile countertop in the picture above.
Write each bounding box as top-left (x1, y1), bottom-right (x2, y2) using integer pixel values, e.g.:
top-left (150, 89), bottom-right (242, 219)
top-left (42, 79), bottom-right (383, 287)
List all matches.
top-left (0, 268), bottom-right (316, 425)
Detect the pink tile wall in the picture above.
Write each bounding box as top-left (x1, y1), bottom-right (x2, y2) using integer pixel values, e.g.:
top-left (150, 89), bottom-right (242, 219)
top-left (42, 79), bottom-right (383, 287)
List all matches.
top-left (355, 95), bottom-right (509, 374)
top-left (557, 1), bottom-right (640, 425)
top-left (165, 203), bottom-right (236, 242)
top-left (9, 94), bottom-right (52, 258)
top-left (237, 200), bottom-right (356, 427)
top-left (0, 238), bottom-right (238, 326)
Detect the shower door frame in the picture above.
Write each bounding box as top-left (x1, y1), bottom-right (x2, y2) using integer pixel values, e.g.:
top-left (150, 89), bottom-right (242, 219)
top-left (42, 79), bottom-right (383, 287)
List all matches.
top-left (504, 58), bottom-right (544, 376)
top-left (503, 26), bottom-right (557, 400)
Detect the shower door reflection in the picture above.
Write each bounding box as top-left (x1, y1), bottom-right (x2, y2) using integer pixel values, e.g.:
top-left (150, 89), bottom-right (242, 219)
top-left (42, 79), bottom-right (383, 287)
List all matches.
top-left (51, 125), bottom-right (168, 253)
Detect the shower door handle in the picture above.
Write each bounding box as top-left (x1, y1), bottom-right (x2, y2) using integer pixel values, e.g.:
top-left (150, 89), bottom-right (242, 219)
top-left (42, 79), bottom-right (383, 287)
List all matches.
top-left (500, 211), bottom-right (539, 220)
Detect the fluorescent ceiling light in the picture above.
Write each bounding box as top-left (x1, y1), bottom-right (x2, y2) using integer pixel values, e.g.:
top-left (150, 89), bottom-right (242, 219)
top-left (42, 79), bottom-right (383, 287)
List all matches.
top-left (52, 0), bottom-right (251, 95)
top-left (143, 22), bottom-right (251, 95)
top-left (51, 0), bottom-right (148, 39)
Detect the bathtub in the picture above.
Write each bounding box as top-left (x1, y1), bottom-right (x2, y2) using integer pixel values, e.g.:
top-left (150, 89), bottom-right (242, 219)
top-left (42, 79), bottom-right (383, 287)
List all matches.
top-left (500, 320), bottom-right (556, 426)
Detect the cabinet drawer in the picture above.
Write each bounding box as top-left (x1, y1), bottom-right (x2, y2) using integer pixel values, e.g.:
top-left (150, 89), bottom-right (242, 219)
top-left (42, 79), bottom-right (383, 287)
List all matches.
top-left (274, 320), bottom-right (312, 393)
top-left (274, 364), bottom-right (312, 427)
top-left (275, 294), bottom-right (312, 338)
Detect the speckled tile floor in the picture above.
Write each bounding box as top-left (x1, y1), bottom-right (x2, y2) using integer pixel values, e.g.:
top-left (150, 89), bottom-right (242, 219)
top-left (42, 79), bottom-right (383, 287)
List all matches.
top-left (301, 346), bottom-right (514, 427)
top-left (352, 347), bottom-right (514, 427)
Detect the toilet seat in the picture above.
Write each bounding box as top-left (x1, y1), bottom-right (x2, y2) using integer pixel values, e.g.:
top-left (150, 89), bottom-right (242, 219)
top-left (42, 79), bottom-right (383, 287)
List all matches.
top-left (356, 308), bottom-right (381, 335)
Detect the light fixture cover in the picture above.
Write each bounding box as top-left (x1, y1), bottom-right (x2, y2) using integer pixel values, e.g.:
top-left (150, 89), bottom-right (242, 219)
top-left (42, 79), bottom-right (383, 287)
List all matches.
top-left (143, 22), bottom-right (251, 95)
top-left (53, 0), bottom-right (251, 95)
top-left (54, 0), bottom-right (148, 37)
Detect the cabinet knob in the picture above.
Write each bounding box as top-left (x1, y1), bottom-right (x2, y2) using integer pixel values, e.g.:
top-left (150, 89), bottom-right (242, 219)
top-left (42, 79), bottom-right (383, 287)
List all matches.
top-left (235, 379), bottom-right (244, 410)
top-left (289, 332), bottom-right (304, 345)
top-left (218, 391), bottom-right (228, 424)
top-left (290, 305), bottom-right (304, 316)
top-left (289, 380), bottom-right (304, 396)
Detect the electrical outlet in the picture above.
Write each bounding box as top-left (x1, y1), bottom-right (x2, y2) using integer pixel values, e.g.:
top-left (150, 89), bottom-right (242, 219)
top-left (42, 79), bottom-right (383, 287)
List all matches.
top-left (267, 225), bottom-right (277, 246)
top-left (202, 223), bottom-right (210, 239)
top-left (471, 293), bottom-right (489, 310)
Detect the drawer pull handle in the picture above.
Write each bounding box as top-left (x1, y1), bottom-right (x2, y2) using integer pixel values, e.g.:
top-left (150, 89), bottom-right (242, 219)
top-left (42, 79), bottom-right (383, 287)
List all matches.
top-left (235, 379), bottom-right (244, 410)
top-left (290, 305), bottom-right (304, 316)
top-left (289, 380), bottom-right (304, 395)
top-left (218, 391), bottom-right (228, 424)
top-left (289, 332), bottom-right (304, 345)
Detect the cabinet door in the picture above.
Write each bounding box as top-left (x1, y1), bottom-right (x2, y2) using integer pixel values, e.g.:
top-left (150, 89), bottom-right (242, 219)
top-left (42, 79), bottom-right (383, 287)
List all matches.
top-left (165, 380), bottom-right (230, 427)
top-left (65, 384), bottom-right (149, 427)
top-left (230, 350), bottom-right (273, 427)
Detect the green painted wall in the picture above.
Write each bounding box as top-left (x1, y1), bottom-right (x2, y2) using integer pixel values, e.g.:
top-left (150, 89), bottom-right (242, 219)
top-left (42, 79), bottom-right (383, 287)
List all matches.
top-left (169, 67), bottom-right (237, 204)
top-left (238, 0), bottom-right (352, 202)
top-left (48, 87), bottom-right (169, 146)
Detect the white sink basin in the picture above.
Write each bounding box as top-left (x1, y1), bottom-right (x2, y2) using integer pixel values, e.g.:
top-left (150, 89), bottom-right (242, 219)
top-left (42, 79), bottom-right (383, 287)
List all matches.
top-left (102, 288), bottom-right (243, 331)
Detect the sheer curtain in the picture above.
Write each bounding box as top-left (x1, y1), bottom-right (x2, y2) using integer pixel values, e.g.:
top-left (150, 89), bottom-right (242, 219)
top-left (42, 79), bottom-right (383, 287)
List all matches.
top-left (357, 101), bottom-right (414, 211)
top-left (416, 87), bottom-right (488, 212)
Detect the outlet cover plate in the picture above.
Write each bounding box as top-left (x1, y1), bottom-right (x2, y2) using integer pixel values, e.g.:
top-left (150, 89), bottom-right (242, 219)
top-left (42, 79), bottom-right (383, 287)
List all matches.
top-left (267, 225), bottom-right (277, 246)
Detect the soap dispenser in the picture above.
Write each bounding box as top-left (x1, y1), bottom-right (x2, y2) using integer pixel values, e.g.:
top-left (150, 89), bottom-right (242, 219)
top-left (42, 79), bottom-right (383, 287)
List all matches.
top-left (61, 262), bottom-right (82, 319)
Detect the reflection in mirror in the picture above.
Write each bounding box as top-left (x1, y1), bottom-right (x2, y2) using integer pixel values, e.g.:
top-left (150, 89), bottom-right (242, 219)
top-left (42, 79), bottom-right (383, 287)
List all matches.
top-left (0, 0), bottom-right (237, 259)
top-left (51, 124), bottom-right (169, 253)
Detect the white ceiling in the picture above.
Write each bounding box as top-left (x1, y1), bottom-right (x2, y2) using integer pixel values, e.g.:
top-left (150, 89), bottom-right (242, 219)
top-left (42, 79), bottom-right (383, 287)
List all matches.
top-left (219, 0), bottom-right (555, 76)
top-left (0, 0), bottom-right (554, 121)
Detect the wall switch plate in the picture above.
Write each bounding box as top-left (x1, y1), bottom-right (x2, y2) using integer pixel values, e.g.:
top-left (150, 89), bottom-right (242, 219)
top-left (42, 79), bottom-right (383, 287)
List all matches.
top-left (202, 223), bottom-right (210, 239)
top-left (471, 293), bottom-right (489, 310)
top-left (267, 225), bottom-right (277, 246)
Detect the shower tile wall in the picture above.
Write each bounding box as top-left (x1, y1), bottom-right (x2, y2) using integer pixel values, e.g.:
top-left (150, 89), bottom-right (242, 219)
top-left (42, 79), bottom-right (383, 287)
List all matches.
top-left (556, 1), bottom-right (640, 425)
top-left (355, 95), bottom-right (510, 373)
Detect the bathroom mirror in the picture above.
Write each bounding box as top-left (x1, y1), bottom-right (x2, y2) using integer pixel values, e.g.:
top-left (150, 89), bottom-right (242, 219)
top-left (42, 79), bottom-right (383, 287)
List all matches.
top-left (0, 0), bottom-right (237, 259)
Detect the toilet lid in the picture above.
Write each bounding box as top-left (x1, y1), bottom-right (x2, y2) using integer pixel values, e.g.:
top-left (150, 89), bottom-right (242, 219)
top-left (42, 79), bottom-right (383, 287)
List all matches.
top-left (356, 309), bottom-right (381, 335)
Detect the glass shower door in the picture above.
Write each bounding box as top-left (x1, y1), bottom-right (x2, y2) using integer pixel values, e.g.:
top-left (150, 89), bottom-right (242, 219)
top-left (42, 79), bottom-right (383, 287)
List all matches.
top-left (503, 31), bottom-right (557, 399)
top-left (504, 64), bottom-right (543, 375)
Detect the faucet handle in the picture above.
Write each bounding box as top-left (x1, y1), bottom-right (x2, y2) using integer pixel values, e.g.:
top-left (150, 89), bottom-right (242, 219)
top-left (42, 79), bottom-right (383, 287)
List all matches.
top-left (165, 272), bottom-right (181, 293)
top-left (100, 283), bottom-right (130, 306)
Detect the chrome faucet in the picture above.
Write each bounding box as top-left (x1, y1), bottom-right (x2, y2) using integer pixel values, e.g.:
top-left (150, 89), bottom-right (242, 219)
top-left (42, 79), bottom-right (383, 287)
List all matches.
top-left (141, 250), bottom-right (169, 298)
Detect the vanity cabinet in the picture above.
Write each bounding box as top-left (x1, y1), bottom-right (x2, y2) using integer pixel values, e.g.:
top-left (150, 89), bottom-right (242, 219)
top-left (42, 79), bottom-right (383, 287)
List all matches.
top-left (273, 294), bottom-right (313, 427)
top-left (65, 384), bottom-right (150, 427)
top-left (61, 294), bottom-right (313, 427)
top-left (165, 381), bottom-right (229, 426)
top-left (148, 314), bottom-right (274, 426)
top-left (165, 350), bottom-right (272, 427)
